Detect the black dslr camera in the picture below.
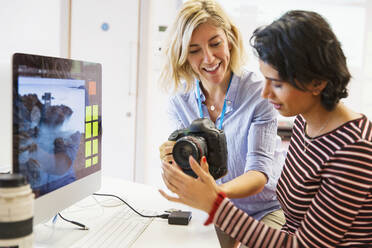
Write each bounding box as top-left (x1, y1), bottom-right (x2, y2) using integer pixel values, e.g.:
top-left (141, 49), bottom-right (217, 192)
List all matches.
top-left (168, 118), bottom-right (228, 179)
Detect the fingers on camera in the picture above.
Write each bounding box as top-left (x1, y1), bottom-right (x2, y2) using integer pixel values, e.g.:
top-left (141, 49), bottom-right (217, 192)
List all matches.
top-left (161, 153), bottom-right (173, 162)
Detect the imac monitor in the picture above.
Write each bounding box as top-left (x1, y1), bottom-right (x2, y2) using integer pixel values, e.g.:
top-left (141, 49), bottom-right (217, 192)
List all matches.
top-left (12, 53), bottom-right (102, 225)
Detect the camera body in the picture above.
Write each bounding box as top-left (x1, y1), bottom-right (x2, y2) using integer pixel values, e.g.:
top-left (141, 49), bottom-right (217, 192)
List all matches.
top-left (168, 118), bottom-right (228, 179)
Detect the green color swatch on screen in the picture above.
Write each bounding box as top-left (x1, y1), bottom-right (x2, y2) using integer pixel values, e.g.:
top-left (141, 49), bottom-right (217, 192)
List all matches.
top-left (86, 106), bottom-right (92, 122)
top-left (85, 159), bottom-right (91, 168)
top-left (85, 104), bottom-right (100, 166)
top-left (93, 156), bottom-right (98, 165)
top-left (93, 105), bottom-right (98, 120)
top-left (85, 140), bottom-right (91, 157)
top-left (93, 122), bottom-right (98, 137)
top-left (93, 139), bottom-right (98, 154)
top-left (85, 123), bottom-right (91, 139)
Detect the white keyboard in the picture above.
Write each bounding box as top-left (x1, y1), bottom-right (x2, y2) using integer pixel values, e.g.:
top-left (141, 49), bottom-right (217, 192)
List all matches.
top-left (71, 205), bottom-right (154, 248)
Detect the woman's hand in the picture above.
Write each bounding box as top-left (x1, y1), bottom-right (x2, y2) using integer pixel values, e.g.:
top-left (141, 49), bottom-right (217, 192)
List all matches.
top-left (159, 156), bottom-right (220, 213)
top-left (159, 141), bottom-right (176, 164)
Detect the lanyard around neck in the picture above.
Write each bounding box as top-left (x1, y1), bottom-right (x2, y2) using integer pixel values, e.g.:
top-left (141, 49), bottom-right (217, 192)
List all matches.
top-left (196, 73), bottom-right (233, 130)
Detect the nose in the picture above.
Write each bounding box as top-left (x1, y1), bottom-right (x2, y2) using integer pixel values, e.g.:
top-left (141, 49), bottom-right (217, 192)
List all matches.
top-left (261, 79), bottom-right (271, 99)
top-left (203, 48), bottom-right (214, 63)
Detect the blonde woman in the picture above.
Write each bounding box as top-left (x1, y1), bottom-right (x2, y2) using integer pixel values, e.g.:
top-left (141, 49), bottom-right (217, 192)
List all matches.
top-left (158, 1), bottom-right (285, 247)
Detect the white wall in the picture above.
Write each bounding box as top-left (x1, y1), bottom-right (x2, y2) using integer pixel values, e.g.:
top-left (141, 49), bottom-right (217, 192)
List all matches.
top-left (136, 0), bottom-right (181, 186)
top-left (0, 0), bottom-right (69, 171)
top-left (70, 0), bottom-right (140, 182)
top-left (0, 0), bottom-right (68, 62)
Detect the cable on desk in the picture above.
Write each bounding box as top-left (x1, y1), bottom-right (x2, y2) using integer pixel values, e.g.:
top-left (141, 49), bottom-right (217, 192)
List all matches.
top-left (57, 213), bottom-right (89, 230)
top-left (93, 193), bottom-right (169, 219)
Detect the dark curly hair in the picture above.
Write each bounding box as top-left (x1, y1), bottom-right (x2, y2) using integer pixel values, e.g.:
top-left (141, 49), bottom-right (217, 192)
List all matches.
top-left (250, 10), bottom-right (350, 111)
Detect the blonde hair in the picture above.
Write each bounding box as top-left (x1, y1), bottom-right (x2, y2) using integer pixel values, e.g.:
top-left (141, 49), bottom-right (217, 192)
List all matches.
top-left (159, 0), bottom-right (246, 93)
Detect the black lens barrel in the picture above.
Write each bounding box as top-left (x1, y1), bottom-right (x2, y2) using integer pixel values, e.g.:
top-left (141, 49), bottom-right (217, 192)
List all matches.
top-left (172, 136), bottom-right (207, 173)
top-left (0, 218), bottom-right (33, 239)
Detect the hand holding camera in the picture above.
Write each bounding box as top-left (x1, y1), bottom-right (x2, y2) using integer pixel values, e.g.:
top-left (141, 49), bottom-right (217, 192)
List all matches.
top-left (159, 155), bottom-right (220, 213)
top-left (166, 118), bottom-right (228, 179)
top-left (159, 140), bottom-right (176, 164)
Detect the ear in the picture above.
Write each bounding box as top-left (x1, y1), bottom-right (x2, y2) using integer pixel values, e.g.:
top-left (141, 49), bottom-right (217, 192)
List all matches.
top-left (310, 80), bottom-right (327, 96)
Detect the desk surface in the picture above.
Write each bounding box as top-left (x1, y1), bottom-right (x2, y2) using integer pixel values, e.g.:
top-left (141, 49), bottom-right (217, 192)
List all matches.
top-left (34, 177), bottom-right (220, 248)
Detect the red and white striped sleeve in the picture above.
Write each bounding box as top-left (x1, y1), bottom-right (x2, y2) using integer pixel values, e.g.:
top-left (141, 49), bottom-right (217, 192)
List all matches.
top-left (213, 139), bottom-right (372, 247)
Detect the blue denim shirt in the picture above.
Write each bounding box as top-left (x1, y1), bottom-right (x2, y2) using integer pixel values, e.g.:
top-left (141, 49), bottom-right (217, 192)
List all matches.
top-left (167, 69), bottom-right (285, 220)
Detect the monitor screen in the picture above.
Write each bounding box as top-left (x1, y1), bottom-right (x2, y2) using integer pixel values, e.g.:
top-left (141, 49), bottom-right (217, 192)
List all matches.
top-left (12, 53), bottom-right (102, 225)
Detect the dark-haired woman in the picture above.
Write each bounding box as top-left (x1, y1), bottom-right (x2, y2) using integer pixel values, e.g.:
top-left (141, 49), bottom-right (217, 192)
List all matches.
top-left (160, 10), bottom-right (372, 247)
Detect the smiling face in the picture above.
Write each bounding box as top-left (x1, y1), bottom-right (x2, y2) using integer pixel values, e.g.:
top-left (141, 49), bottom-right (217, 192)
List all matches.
top-left (259, 60), bottom-right (323, 117)
top-left (187, 21), bottom-right (232, 87)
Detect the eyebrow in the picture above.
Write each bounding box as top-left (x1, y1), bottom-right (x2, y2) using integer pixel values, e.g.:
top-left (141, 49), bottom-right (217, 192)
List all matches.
top-left (189, 35), bottom-right (220, 47)
top-left (265, 76), bottom-right (286, 82)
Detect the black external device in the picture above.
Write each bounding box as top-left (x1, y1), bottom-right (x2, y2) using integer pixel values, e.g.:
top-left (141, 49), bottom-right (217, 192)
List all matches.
top-left (168, 211), bottom-right (192, 225)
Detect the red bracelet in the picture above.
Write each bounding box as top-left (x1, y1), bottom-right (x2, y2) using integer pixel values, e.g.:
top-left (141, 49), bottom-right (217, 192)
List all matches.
top-left (204, 191), bottom-right (226, 226)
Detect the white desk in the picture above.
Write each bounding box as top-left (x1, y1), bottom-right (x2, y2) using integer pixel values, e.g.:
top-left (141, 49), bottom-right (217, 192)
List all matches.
top-left (34, 177), bottom-right (220, 248)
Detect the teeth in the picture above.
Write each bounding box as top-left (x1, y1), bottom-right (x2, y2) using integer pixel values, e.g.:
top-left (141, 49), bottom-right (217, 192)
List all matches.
top-left (204, 63), bottom-right (219, 72)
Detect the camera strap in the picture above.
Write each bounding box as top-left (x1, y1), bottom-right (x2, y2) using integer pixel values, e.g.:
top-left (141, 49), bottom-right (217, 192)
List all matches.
top-left (196, 73), bottom-right (233, 130)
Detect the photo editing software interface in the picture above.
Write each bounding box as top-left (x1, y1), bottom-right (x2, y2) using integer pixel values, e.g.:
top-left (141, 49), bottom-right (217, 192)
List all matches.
top-left (12, 53), bottom-right (102, 199)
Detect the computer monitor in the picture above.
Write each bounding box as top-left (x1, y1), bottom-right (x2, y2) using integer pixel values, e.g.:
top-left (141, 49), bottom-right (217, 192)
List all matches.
top-left (12, 53), bottom-right (102, 225)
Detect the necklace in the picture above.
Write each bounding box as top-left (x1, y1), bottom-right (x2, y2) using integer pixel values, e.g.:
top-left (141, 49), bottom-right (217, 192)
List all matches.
top-left (196, 73), bottom-right (233, 130)
top-left (207, 101), bottom-right (218, 111)
top-left (204, 92), bottom-right (223, 112)
top-left (303, 117), bottom-right (330, 152)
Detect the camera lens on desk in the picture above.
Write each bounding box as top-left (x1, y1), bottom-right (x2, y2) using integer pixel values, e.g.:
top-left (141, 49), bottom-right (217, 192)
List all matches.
top-left (0, 173), bottom-right (34, 248)
top-left (173, 136), bottom-right (207, 169)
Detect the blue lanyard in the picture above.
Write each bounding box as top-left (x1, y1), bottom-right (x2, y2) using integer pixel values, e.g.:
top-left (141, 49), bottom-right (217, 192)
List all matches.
top-left (196, 73), bottom-right (233, 130)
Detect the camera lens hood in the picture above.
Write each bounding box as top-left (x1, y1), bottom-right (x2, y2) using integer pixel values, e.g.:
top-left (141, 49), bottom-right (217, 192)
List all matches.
top-left (173, 136), bottom-right (207, 169)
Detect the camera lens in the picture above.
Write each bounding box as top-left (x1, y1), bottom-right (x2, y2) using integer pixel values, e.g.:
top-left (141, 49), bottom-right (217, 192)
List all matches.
top-left (0, 173), bottom-right (34, 247)
top-left (172, 136), bottom-right (207, 170)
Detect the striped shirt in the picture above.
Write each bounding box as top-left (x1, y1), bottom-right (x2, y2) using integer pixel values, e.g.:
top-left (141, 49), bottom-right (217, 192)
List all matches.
top-left (213, 115), bottom-right (372, 247)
